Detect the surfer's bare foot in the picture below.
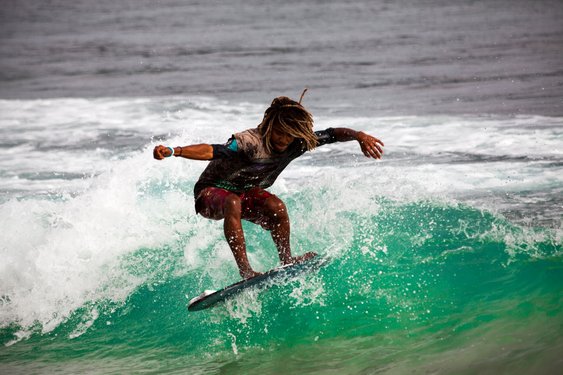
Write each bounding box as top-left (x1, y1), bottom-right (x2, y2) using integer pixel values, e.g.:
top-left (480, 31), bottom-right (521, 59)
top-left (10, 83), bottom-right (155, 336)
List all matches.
top-left (285, 251), bottom-right (317, 265)
top-left (240, 269), bottom-right (263, 280)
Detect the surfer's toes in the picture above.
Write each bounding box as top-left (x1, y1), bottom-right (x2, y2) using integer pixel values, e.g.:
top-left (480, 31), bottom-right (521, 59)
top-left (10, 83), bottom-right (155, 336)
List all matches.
top-left (240, 270), bottom-right (263, 280)
top-left (290, 251), bottom-right (317, 264)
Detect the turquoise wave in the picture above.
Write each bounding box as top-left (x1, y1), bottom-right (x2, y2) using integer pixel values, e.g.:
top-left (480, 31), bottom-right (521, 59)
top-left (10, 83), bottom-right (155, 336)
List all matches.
top-left (1, 199), bottom-right (561, 374)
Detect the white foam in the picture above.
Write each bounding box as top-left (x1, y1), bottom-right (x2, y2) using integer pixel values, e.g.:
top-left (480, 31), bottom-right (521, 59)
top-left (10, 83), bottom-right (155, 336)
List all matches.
top-left (0, 97), bottom-right (261, 196)
top-left (0, 141), bottom-right (214, 333)
top-left (317, 114), bottom-right (563, 158)
top-left (1, 97), bottom-right (561, 334)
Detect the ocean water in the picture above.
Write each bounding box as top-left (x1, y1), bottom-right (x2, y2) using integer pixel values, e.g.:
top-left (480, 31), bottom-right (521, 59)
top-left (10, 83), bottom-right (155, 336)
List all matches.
top-left (2, 0), bottom-right (563, 115)
top-left (0, 97), bottom-right (561, 374)
top-left (1, 1), bottom-right (563, 374)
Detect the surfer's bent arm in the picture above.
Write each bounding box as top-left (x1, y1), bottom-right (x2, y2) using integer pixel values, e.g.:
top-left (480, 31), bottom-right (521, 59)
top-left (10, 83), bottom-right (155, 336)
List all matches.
top-left (153, 142), bottom-right (241, 161)
top-left (329, 127), bottom-right (384, 159)
top-left (153, 144), bottom-right (214, 160)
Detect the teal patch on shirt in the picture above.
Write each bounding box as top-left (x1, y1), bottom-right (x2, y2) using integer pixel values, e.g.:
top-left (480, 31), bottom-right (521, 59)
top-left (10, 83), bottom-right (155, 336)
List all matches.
top-left (227, 138), bottom-right (238, 151)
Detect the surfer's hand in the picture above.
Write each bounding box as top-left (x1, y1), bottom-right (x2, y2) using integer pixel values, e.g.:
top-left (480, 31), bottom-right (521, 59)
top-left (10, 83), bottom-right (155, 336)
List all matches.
top-left (153, 145), bottom-right (172, 160)
top-left (357, 132), bottom-right (384, 159)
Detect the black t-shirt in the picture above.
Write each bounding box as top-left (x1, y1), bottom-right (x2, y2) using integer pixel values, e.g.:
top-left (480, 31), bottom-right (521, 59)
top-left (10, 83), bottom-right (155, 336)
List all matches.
top-left (193, 127), bottom-right (336, 197)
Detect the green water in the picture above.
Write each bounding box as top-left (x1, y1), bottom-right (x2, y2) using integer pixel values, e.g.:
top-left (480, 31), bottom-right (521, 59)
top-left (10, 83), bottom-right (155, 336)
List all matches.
top-left (1, 199), bottom-right (562, 374)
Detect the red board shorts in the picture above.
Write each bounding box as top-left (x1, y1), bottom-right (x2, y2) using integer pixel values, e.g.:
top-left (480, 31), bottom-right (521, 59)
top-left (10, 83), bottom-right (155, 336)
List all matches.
top-left (195, 186), bottom-right (275, 228)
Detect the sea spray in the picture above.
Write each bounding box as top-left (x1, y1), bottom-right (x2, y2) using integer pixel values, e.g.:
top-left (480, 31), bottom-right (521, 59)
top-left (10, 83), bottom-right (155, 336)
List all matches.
top-left (1, 97), bottom-right (561, 374)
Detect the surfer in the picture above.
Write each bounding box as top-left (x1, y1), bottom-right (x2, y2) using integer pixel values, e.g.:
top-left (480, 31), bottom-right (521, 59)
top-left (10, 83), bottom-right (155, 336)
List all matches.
top-left (153, 91), bottom-right (384, 279)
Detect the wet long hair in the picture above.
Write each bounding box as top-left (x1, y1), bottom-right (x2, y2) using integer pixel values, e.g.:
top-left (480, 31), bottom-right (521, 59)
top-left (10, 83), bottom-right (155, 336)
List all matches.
top-left (258, 89), bottom-right (317, 153)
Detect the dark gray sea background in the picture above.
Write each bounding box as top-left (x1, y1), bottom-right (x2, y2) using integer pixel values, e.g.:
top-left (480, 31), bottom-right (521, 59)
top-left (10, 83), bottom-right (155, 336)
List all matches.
top-left (1, 0), bottom-right (562, 116)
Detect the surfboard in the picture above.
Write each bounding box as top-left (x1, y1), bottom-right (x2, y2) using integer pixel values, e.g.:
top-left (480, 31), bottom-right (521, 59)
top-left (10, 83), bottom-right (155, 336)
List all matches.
top-left (187, 254), bottom-right (325, 311)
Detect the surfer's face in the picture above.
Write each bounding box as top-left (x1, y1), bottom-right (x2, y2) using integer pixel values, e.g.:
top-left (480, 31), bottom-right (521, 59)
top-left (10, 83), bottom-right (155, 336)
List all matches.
top-left (271, 127), bottom-right (295, 152)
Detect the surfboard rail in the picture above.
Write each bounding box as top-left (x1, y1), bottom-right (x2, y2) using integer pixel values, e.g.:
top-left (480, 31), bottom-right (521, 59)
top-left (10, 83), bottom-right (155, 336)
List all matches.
top-left (187, 255), bottom-right (326, 311)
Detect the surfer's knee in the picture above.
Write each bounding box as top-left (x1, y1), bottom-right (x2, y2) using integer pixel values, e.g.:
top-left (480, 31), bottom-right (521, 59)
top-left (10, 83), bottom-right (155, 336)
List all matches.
top-left (264, 196), bottom-right (288, 221)
top-left (223, 194), bottom-right (242, 218)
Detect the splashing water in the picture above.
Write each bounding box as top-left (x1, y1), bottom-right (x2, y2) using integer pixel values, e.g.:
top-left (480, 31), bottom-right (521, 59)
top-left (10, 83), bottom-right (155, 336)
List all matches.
top-left (0, 97), bottom-right (561, 374)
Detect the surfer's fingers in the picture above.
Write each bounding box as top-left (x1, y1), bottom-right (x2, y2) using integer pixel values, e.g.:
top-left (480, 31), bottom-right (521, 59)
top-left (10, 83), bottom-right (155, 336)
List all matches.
top-left (369, 138), bottom-right (384, 154)
top-left (368, 145), bottom-right (381, 159)
top-left (361, 143), bottom-right (371, 158)
top-left (373, 138), bottom-right (384, 150)
top-left (360, 143), bottom-right (374, 158)
top-left (363, 147), bottom-right (375, 159)
top-left (374, 143), bottom-right (384, 156)
top-left (154, 145), bottom-right (165, 160)
top-left (362, 142), bottom-right (381, 159)
top-left (371, 139), bottom-right (384, 157)
top-left (358, 134), bottom-right (383, 159)
top-left (373, 137), bottom-right (384, 147)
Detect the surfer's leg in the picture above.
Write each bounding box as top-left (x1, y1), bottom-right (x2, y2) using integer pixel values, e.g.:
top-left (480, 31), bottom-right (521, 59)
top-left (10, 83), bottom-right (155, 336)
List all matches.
top-left (223, 194), bottom-right (262, 279)
top-left (241, 188), bottom-right (316, 265)
top-left (239, 188), bottom-right (291, 263)
top-left (261, 195), bottom-right (316, 265)
top-left (196, 187), bottom-right (261, 279)
top-left (262, 195), bottom-right (293, 264)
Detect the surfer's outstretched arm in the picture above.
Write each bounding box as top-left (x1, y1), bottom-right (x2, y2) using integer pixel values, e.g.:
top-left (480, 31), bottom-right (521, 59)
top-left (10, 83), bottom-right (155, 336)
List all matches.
top-left (331, 128), bottom-right (384, 159)
top-left (153, 144), bottom-right (214, 160)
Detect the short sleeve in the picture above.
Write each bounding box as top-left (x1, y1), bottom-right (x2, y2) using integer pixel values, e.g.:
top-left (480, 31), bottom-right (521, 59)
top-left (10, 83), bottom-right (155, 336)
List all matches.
top-left (211, 136), bottom-right (239, 160)
top-left (315, 128), bottom-right (337, 147)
